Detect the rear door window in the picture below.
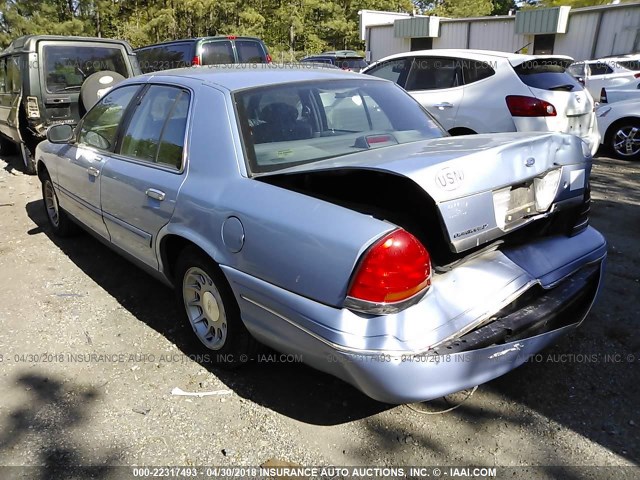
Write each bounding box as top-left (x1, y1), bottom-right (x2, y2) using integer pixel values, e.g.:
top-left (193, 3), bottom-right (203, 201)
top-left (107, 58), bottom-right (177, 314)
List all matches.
top-left (0, 58), bottom-right (7, 92)
top-left (462, 60), bottom-right (495, 84)
top-left (201, 41), bottom-right (234, 65)
top-left (405, 57), bottom-right (462, 91)
top-left (8, 56), bottom-right (21, 93)
top-left (588, 62), bottom-right (613, 76)
top-left (119, 85), bottom-right (189, 169)
top-left (235, 40), bottom-right (267, 63)
top-left (514, 62), bottom-right (584, 92)
top-left (43, 45), bottom-right (129, 93)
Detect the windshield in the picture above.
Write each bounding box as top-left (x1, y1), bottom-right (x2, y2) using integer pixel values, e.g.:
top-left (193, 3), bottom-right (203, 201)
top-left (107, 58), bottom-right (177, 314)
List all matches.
top-left (235, 79), bottom-right (444, 174)
top-left (44, 45), bottom-right (129, 93)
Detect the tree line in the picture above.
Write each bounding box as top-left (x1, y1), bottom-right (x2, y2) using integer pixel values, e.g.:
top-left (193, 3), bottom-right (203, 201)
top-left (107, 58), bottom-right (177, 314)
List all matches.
top-left (0, 0), bottom-right (614, 58)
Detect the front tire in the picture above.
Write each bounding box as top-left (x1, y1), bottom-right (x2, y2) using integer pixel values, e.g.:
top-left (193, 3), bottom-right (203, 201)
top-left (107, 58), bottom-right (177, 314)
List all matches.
top-left (608, 120), bottom-right (640, 161)
top-left (41, 172), bottom-right (77, 236)
top-left (175, 247), bottom-right (256, 366)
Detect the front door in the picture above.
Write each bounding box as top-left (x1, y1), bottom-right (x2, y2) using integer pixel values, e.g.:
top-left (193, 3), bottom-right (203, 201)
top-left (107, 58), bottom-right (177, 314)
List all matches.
top-left (55, 84), bottom-right (141, 238)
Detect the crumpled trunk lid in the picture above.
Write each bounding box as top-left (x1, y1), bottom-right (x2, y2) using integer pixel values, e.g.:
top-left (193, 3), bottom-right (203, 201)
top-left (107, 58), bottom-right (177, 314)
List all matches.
top-left (261, 132), bottom-right (591, 254)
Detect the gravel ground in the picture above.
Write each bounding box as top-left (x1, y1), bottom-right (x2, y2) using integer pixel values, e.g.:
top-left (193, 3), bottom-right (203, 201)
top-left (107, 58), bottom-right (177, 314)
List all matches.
top-left (0, 152), bottom-right (638, 479)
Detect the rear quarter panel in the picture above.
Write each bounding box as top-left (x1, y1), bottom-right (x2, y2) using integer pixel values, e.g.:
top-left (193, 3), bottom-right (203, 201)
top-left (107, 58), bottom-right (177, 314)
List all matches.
top-left (454, 60), bottom-right (524, 133)
top-left (159, 82), bottom-right (394, 308)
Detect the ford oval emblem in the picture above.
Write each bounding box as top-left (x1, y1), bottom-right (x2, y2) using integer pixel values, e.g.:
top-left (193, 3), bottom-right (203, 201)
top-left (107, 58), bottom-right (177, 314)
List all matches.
top-left (525, 157), bottom-right (535, 167)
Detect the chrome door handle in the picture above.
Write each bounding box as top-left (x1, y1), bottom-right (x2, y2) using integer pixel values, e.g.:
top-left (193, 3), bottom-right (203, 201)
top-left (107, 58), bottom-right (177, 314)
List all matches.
top-left (87, 166), bottom-right (100, 177)
top-left (433, 102), bottom-right (454, 108)
top-left (145, 188), bottom-right (166, 201)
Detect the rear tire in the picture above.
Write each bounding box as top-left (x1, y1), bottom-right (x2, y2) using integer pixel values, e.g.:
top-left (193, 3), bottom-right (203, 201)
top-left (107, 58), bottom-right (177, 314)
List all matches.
top-left (607, 119), bottom-right (640, 161)
top-left (175, 247), bottom-right (257, 367)
top-left (21, 143), bottom-right (36, 175)
top-left (41, 171), bottom-right (77, 236)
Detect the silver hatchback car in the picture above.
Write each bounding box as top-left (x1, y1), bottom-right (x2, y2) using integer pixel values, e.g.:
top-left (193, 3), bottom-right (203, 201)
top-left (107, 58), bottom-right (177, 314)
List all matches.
top-left (36, 66), bottom-right (606, 403)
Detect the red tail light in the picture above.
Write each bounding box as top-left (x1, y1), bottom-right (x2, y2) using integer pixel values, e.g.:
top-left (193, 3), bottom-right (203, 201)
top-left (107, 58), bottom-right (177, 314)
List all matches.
top-left (191, 56), bottom-right (201, 66)
top-left (506, 95), bottom-right (557, 117)
top-left (266, 54), bottom-right (272, 63)
top-left (347, 229), bottom-right (431, 306)
top-left (226, 35), bottom-right (237, 40)
top-left (634, 73), bottom-right (640, 79)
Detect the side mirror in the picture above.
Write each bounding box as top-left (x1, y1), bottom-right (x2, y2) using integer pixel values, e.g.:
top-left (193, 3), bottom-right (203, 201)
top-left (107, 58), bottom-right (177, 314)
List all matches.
top-left (47, 124), bottom-right (74, 144)
top-left (577, 76), bottom-right (585, 86)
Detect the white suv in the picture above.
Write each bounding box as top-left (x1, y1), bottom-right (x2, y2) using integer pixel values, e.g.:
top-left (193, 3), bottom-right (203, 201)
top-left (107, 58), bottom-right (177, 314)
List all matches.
top-left (567, 55), bottom-right (640, 100)
top-left (363, 49), bottom-right (600, 155)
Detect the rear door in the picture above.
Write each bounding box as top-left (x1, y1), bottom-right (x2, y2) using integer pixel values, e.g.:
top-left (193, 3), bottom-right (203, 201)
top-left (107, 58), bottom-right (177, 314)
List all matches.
top-left (584, 61), bottom-right (613, 99)
top-left (403, 56), bottom-right (464, 131)
top-left (512, 58), bottom-right (594, 139)
top-left (0, 56), bottom-right (22, 143)
top-left (99, 84), bottom-right (190, 269)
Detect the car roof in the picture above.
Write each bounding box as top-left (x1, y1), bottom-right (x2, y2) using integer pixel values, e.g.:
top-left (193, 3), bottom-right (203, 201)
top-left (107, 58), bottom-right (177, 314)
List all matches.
top-left (1, 35), bottom-right (135, 55)
top-left (135, 36), bottom-right (265, 50)
top-left (137, 64), bottom-right (379, 91)
top-left (370, 49), bottom-right (573, 67)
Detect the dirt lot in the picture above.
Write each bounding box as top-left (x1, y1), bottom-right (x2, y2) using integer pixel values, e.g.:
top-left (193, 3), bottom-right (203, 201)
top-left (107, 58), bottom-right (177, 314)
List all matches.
top-left (0, 152), bottom-right (638, 478)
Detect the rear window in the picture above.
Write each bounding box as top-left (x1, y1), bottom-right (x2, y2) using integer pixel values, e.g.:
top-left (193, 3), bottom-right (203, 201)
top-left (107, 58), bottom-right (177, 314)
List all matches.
top-left (235, 79), bottom-right (444, 174)
top-left (201, 41), bottom-right (234, 65)
top-left (236, 40), bottom-right (267, 63)
top-left (335, 58), bottom-right (368, 70)
top-left (301, 57), bottom-right (330, 64)
top-left (618, 60), bottom-right (640, 71)
top-left (136, 43), bottom-right (193, 73)
top-left (514, 62), bottom-right (583, 92)
top-left (43, 45), bottom-right (129, 93)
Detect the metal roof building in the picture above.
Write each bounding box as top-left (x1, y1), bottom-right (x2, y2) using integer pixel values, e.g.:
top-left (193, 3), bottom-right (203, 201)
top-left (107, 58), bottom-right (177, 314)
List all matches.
top-left (360, 2), bottom-right (640, 62)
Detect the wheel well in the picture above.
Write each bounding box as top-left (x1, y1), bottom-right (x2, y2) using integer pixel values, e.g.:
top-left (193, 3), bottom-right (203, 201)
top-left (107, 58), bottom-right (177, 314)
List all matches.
top-left (37, 160), bottom-right (48, 181)
top-left (605, 117), bottom-right (640, 145)
top-left (448, 127), bottom-right (476, 136)
top-left (160, 235), bottom-right (210, 284)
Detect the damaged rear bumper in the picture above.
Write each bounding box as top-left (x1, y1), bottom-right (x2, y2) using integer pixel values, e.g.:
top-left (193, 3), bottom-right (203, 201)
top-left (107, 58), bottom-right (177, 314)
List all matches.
top-left (223, 226), bottom-right (606, 404)
top-left (332, 262), bottom-right (602, 403)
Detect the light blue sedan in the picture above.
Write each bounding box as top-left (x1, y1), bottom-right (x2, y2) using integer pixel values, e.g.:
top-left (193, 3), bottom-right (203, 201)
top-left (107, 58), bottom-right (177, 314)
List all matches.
top-left (36, 66), bottom-right (606, 403)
